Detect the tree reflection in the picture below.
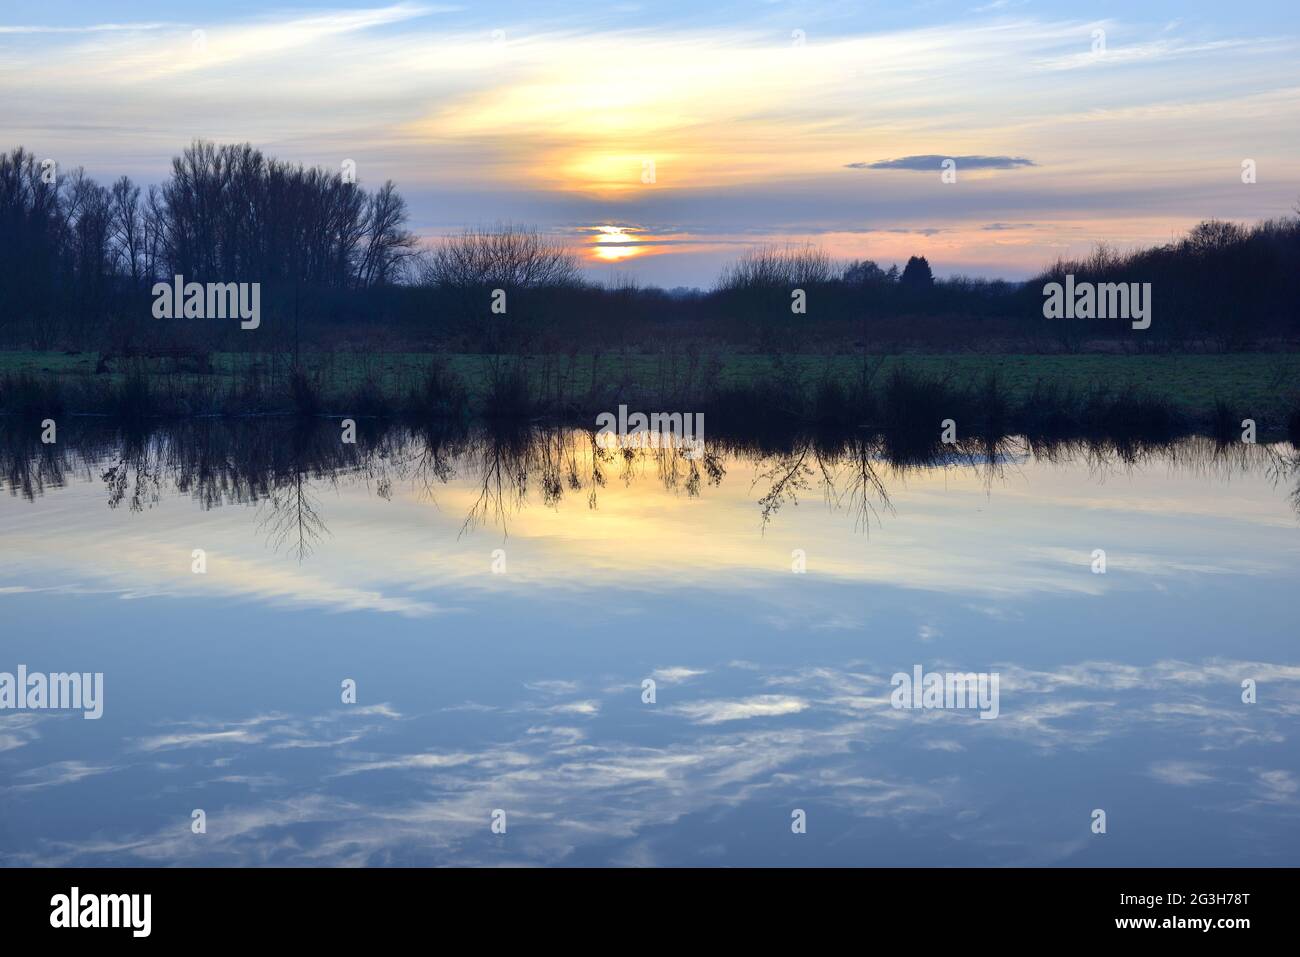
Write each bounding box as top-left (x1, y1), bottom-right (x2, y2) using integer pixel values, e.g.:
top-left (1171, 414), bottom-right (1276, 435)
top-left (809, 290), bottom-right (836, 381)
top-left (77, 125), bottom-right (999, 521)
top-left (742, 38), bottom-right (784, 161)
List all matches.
top-left (1, 418), bottom-right (1297, 561)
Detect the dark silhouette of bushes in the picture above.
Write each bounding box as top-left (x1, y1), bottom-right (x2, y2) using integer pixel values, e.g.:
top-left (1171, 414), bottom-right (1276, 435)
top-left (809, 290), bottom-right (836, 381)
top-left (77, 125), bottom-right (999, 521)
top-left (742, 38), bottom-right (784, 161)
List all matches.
top-left (110, 367), bottom-right (156, 421)
top-left (0, 371), bottom-right (65, 418)
top-left (481, 359), bottom-right (536, 420)
top-left (405, 359), bottom-right (469, 421)
top-left (1026, 218), bottom-right (1300, 352)
top-left (288, 369), bottom-right (324, 417)
top-left (415, 224), bottom-right (583, 351)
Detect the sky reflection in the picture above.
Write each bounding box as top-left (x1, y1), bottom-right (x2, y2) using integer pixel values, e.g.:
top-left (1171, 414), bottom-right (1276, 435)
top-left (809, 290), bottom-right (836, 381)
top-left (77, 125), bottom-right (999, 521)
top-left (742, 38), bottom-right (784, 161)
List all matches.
top-left (1, 426), bottom-right (1298, 865)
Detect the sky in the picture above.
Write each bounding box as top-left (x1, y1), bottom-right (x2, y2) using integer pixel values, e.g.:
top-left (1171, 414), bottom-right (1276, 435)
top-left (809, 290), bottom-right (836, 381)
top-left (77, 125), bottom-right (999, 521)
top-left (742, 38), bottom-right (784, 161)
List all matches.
top-left (2, 1), bottom-right (1298, 286)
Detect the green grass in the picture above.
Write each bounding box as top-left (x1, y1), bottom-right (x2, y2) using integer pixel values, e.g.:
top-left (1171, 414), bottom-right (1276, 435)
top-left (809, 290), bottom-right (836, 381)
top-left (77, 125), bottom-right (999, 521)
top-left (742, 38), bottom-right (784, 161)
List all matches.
top-left (2, 349), bottom-right (1297, 422)
top-left (666, 352), bottom-right (1298, 415)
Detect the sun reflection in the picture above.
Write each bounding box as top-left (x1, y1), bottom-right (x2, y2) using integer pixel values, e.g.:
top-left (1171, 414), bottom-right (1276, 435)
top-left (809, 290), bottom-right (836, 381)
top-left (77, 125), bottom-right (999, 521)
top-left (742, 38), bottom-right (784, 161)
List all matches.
top-left (591, 225), bottom-right (642, 262)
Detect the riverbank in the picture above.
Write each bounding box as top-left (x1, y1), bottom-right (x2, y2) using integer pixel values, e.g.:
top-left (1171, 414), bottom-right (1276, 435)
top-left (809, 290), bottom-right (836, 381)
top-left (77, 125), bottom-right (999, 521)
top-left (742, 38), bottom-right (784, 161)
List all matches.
top-left (2, 350), bottom-right (1298, 441)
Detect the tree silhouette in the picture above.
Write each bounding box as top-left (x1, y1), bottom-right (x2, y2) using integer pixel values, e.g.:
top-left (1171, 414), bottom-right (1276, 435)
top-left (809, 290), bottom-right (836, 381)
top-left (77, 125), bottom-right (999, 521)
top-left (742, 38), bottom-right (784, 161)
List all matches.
top-left (900, 255), bottom-right (935, 288)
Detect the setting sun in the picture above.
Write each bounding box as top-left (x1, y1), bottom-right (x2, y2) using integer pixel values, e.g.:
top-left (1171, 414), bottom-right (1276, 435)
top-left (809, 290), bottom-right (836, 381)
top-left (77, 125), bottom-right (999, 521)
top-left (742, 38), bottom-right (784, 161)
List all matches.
top-left (591, 225), bottom-right (642, 261)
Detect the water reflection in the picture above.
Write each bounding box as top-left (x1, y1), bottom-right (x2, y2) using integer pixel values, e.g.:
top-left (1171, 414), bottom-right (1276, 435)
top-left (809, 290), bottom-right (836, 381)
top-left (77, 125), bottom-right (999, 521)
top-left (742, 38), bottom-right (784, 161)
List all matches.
top-left (2, 420), bottom-right (1299, 866)
top-left (4, 420), bottom-right (1298, 552)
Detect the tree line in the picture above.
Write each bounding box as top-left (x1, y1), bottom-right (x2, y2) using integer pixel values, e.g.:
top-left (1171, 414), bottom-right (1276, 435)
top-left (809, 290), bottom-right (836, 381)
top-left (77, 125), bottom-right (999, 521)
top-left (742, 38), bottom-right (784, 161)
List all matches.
top-left (2, 140), bottom-right (1297, 354)
top-left (0, 141), bottom-right (415, 350)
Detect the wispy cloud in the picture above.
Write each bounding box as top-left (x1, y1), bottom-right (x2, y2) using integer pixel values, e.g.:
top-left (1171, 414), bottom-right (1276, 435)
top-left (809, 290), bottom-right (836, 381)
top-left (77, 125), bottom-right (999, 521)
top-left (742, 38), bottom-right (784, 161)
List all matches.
top-left (1149, 760), bottom-right (1216, 786)
top-left (9, 650), bottom-right (1300, 865)
top-left (3, 8), bottom-right (1296, 282)
top-left (1034, 36), bottom-right (1263, 72)
top-left (651, 666), bottom-right (707, 684)
top-left (0, 23), bottom-right (171, 35)
top-left (666, 694), bottom-right (808, 724)
top-left (9, 760), bottom-right (116, 791)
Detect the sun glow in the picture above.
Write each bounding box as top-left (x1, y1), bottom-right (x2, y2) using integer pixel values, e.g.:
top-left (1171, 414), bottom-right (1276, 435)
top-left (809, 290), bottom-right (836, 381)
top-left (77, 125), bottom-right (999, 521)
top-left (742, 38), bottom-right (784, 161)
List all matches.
top-left (591, 226), bottom-right (642, 261)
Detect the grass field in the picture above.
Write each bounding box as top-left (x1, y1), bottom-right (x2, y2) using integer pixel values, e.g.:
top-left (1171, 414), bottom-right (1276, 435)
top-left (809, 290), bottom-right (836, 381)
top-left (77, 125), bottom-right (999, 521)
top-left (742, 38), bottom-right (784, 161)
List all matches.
top-left (3, 350), bottom-right (1297, 415)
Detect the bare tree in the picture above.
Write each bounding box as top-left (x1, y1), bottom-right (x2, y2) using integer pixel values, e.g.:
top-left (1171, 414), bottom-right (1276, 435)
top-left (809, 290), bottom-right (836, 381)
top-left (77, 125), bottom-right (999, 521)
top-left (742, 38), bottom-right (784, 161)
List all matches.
top-left (357, 181), bottom-right (417, 288)
top-left (716, 244), bottom-right (836, 290)
top-left (422, 224), bottom-right (580, 289)
top-left (109, 176), bottom-right (143, 286)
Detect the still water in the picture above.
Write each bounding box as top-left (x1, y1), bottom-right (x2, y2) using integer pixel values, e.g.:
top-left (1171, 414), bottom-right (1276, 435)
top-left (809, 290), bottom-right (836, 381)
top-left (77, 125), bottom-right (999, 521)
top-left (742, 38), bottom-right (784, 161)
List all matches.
top-left (2, 422), bottom-right (1298, 866)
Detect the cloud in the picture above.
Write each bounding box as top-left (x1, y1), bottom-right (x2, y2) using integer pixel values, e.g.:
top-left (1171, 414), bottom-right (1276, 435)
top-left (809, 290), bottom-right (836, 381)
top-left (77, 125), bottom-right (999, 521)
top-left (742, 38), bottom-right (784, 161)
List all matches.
top-left (5, 533), bottom-right (446, 618)
top-left (545, 700), bottom-right (601, 716)
top-left (1253, 769), bottom-right (1299, 804)
top-left (1149, 760), bottom-right (1216, 786)
top-left (524, 680), bottom-right (581, 695)
top-left (134, 729), bottom-right (267, 752)
top-left (333, 752), bottom-right (483, 777)
top-left (667, 694), bottom-right (808, 724)
top-left (0, 23), bottom-right (171, 35)
top-left (5, 10), bottom-right (1297, 284)
top-left (847, 155), bottom-right (1037, 171)
top-left (1034, 37), bottom-right (1262, 72)
top-left (650, 666), bottom-right (707, 684)
top-left (9, 760), bottom-right (116, 790)
top-left (11, 652), bottom-right (1300, 866)
top-left (0, 712), bottom-right (50, 752)
top-left (131, 706), bottom-right (402, 753)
